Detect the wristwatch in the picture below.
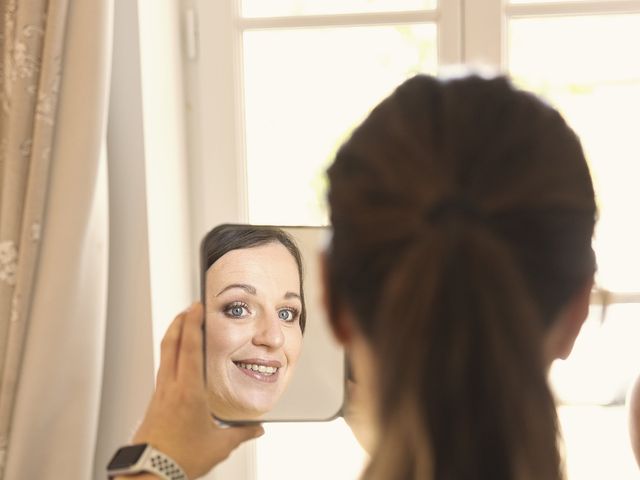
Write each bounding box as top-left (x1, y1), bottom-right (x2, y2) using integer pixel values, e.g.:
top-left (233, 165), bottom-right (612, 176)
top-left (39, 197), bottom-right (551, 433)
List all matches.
top-left (107, 443), bottom-right (188, 480)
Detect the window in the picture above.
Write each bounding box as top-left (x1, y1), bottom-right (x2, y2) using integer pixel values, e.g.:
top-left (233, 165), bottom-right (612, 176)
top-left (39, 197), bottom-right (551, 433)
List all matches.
top-left (184, 1), bottom-right (640, 478)
top-left (504, 3), bottom-right (640, 478)
top-left (242, 23), bottom-right (437, 225)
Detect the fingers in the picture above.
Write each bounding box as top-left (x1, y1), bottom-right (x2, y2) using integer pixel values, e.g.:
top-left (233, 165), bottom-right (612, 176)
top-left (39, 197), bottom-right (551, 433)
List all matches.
top-left (157, 310), bottom-right (187, 385)
top-left (177, 302), bottom-right (206, 387)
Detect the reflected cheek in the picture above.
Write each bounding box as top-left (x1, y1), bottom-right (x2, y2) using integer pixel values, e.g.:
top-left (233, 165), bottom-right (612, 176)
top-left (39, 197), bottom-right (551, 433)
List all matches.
top-left (206, 318), bottom-right (251, 370)
top-left (285, 329), bottom-right (304, 367)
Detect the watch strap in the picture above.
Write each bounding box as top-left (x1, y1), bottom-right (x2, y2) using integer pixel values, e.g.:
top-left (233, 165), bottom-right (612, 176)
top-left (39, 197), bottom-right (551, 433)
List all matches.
top-left (107, 444), bottom-right (188, 480)
top-left (145, 446), bottom-right (188, 480)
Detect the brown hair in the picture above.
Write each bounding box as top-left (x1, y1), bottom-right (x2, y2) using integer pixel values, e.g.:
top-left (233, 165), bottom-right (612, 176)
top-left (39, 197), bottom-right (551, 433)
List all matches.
top-left (326, 74), bottom-right (596, 480)
top-left (201, 224), bottom-right (306, 332)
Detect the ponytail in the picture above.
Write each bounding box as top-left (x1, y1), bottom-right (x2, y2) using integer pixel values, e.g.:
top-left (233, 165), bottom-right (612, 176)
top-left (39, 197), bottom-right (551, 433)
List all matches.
top-left (326, 73), bottom-right (595, 480)
top-left (364, 222), bottom-right (563, 480)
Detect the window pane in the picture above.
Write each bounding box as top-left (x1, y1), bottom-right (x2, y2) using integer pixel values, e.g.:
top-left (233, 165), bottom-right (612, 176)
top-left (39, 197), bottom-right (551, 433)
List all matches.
top-left (558, 405), bottom-right (638, 480)
top-left (243, 24), bottom-right (437, 225)
top-left (555, 313), bottom-right (640, 480)
top-left (242, 0), bottom-right (436, 17)
top-left (550, 303), bottom-right (640, 479)
top-left (509, 15), bottom-right (640, 292)
top-left (550, 304), bottom-right (640, 405)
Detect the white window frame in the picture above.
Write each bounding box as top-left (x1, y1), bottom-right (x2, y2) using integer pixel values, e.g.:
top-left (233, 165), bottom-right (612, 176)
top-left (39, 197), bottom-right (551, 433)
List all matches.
top-left (183, 0), bottom-right (640, 293)
top-left (180, 1), bottom-right (640, 478)
top-left (182, 0), bottom-right (462, 258)
top-left (182, 4), bottom-right (462, 478)
top-left (496, 0), bottom-right (640, 308)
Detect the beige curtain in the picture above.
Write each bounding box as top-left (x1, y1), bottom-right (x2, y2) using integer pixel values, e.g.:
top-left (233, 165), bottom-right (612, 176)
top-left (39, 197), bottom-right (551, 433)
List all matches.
top-left (0, 0), bottom-right (70, 472)
top-left (0, 0), bottom-right (112, 478)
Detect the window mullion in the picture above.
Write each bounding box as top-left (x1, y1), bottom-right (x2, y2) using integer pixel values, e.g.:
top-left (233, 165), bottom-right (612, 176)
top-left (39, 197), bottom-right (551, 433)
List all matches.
top-left (591, 289), bottom-right (640, 306)
top-left (462, 0), bottom-right (505, 68)
top-left (438, 0), bottom-right (463, 65)
top-left (506, 0), bottom-right (640, 17)
top-left (238, 10), bottom-right (439, 29)
top-left (186, 0), bottom-right (248, 246)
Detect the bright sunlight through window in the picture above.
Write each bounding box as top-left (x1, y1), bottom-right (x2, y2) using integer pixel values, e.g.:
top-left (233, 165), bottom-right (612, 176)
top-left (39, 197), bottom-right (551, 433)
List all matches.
top-left (192, 1), bottom-right (640, 478)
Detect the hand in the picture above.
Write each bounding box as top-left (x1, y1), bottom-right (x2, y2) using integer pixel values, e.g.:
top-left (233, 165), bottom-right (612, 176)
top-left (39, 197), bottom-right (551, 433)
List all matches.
top-left (130, 303), bottom-right (264, 479)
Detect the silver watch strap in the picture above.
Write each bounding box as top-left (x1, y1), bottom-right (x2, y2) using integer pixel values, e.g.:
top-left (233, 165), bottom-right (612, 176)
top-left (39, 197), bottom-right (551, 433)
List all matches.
top-left (145, 446), bottom-right (188, 480)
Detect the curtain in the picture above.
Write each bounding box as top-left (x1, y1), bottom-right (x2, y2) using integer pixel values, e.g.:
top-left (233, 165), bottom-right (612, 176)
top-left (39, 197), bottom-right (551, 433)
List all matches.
top-left (0, 0), bottom-right (70, 471)
top-left (0, 0), bottom-right (112, 478)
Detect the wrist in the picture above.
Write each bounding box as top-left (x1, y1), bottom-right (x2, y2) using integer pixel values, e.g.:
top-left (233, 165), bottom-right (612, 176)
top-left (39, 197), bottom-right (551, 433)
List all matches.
top-left (107, 443), bottom-right (188, 480)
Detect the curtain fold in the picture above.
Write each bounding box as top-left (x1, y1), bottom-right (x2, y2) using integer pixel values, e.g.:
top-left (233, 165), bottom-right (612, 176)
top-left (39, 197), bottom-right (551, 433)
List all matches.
top-left (0, 0), bottom-right (113, 478)
top-left (0, 0), bottom-right (70, 472)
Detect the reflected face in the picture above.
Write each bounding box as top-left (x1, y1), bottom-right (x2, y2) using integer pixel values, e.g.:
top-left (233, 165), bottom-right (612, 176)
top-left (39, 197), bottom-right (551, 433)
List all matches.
top-left (205, 242), bottom-right (303, 419)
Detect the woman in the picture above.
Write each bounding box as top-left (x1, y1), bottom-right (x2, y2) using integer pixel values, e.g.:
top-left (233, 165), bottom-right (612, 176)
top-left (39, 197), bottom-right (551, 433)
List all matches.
top-left (324, 73), bottom-right (594, 479)
top-left (201, 225), bottom-right (306, 420)
top-left (110, 73), bottom-right (597, 480)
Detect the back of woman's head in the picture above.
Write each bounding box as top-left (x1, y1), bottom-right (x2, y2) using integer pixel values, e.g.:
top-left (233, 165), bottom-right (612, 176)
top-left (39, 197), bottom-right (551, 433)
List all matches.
top-left (326, 74), bottom-right (596, 480)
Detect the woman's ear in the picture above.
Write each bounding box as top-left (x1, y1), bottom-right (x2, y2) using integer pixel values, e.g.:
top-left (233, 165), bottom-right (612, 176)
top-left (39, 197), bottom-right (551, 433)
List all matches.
top-left (545, 275), bottom-right (594, 362)
top-left (319, 251), bottom-right (353, 345)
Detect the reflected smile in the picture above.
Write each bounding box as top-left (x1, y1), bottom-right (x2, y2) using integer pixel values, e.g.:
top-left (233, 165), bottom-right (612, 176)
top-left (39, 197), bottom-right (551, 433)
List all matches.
top-left (236, 362), bottom-right (278, 375)
top-left (233, 359), bottom-right (283, 383)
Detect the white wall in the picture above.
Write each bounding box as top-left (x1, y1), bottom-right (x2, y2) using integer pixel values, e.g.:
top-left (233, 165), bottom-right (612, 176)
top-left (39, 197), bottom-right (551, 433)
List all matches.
top-left (94, 0), bottom-right (194, 474)
top-left (93, 1), bottom-right (156, 477)
top-left (137, 0), bottom-right (194, 359)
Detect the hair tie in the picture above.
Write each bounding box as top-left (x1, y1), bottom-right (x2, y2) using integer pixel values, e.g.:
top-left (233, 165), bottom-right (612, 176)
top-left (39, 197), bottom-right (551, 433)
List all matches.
top-left (424, 196), bottom-right (483, 225)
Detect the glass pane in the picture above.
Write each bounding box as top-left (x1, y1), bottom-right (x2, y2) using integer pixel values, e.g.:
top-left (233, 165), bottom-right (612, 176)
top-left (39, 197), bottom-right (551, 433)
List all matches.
top-left (256, 419), bottom-right (368, 480)
top-left (242, 0), bottom-right (436, 17)
top-left (558, 405), bottom-right (638, 480)
top-left (509, 15), bottom-right (640, 293)
top-left (550, 304), bottom-right (640, 405)
top-left (243, 24), bottom-right (437, 225)
top-left (550, 303), bottom-right (640, 479)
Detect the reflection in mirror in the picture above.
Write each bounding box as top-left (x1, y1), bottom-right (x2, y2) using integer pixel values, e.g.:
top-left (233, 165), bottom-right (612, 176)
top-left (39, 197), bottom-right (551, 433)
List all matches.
top-left (200, 224), bottom-right (344, 422)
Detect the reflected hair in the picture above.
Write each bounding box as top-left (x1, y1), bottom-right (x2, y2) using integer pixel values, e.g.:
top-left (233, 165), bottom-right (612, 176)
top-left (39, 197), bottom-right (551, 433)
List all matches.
top-left (201, 224), bottom-right (306, 332)
top-left (327, 74), bottom-right (596, 479)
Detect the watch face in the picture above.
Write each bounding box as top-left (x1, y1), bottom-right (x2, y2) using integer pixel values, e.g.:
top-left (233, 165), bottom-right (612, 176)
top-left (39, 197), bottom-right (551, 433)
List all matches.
top-left (107, 444), bottom-right (148, 469)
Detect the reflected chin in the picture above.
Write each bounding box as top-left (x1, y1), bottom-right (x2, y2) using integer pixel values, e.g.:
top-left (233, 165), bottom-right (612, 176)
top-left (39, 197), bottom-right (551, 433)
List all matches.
top-left (208, 362), bottom-right (292, 420)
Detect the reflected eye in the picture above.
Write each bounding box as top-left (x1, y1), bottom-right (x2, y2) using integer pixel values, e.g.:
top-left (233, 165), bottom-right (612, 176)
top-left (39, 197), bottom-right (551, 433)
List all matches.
top-left (278, 308), bottom-right (298, 322)
top-left (224, 303), bottom-right (250, 318)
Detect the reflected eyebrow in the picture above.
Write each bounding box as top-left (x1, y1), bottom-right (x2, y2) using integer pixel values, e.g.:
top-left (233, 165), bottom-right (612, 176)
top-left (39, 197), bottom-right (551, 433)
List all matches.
top-left (216, 283), bottom-right (256, 297)
top-left (284, 292), bottom-right (301, 301)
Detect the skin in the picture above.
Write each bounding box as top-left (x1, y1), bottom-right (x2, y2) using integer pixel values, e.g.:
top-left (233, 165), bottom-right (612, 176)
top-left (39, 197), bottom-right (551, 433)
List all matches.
top-left (205, 242), bottom-right (303, 420)
top-left (116, 303), bottom-right (264, 480)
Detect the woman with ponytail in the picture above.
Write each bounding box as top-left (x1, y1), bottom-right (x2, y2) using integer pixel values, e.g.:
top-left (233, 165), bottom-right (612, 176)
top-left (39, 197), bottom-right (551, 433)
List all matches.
top-left (110, 72), bottom-right (597, 480)
top-left (327, 73), bottom-right (596, 480)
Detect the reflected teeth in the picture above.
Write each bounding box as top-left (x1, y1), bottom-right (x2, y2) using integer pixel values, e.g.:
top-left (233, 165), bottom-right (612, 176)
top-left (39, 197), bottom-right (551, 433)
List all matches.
top-left (237, 363), bottom-right (278, 375)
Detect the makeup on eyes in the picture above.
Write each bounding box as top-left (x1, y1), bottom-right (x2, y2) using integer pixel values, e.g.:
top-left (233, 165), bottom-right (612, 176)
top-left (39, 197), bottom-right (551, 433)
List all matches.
top-left (277, 306), bottom-right (300, 323)
top-left (223, 301), bottom-right (251, 319)
top-left (216, 285), bottom-right (301, 319)
top-left (222, 301), bottom-right (301, 324)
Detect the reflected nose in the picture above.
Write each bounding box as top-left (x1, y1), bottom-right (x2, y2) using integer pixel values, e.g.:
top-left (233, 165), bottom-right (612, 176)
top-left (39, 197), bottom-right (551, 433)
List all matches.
top-left (252, 312), bottom-right (284, 349)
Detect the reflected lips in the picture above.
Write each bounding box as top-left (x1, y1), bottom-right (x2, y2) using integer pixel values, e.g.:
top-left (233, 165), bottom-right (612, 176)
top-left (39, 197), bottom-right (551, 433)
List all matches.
top-left (234, 359), bottom-right (282, 383)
